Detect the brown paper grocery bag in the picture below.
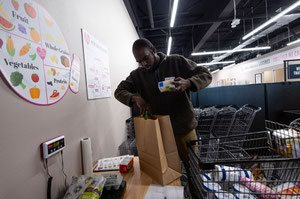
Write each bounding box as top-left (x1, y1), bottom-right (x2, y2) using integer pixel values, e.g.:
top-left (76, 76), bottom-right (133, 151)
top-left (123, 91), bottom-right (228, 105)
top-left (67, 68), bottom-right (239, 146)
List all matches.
top-left (134, 115), bottom-right (182, 185)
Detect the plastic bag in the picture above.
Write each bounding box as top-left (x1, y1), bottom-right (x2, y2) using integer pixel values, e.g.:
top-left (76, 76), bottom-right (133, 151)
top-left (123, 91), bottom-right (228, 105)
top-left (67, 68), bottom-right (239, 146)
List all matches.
top-left (63, 175), bottom-right (106, 199)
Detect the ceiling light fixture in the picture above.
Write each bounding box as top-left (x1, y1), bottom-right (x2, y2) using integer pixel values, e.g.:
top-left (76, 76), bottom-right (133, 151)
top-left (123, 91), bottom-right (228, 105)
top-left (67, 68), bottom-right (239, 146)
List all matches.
top-left (287, 38), bottom-right (300, 46)
top-left (242, 1), bottom-right (300, 40)
top-left (167, 36), bottom-right (172, 55)
top-left (191, 46), bottom-right (271, 56)
top-left (211, 69), bottom-right (220, 74)
top-left (170, 0), bottom-right (179, 28)
top-left (196, 61), bottom-right (235, 66)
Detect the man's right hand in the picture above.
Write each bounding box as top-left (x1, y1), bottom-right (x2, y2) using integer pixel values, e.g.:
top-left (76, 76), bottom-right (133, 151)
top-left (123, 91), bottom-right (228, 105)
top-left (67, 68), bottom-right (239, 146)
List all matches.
top-left (131, 96), bottom-right (149, 114)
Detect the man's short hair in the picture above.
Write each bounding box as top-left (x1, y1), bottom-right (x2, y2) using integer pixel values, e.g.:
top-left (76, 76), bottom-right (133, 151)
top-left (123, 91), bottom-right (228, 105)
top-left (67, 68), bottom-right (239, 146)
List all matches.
top-left (132, 38), bottom-right (156, 52)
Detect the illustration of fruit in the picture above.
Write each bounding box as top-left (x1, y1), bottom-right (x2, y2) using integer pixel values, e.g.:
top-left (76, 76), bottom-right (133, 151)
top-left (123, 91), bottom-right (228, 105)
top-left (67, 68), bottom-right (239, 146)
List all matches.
top-left (50, 90), bottom-right (59, 99)
top-left (19, 43), bottom-right (31, 56)
top-left (61, 56), bottom-right (70, 67)
top-left (61, 85), bottom-right (65, 90)
top-left (50, 55), bottom-right (58, 64)
top-left (0, 3), bottom-right (11, 20)
top-left (11, 0), bottom-right (19, 11)
top-left (30, 28), bottom-right (40, 42)
top-left (0, 38), bottom-right (3, 49)
top-left (37, 47), bottom-right (46, 60)
top-left (29, 53), bottom-right (36, 61)
top-left (30, 86), bottom-right (40, 99)
top-left (44, 17), bottom-right (53, 27)
top-left (10, 71), bottom-right (26, 89)
top-left (45, 33), bottom-right (55, 42)
top-left (18, 24), bottom-right (26, 34)
top-left (0, 16), bottom-right (15, 31)
top-left (31, 73), bottom-right (39, 83)
top-left (6, 36), bottom-right (15, 57)
top-left (70, 82), bottom-right (74, 87)
top-left (24, 3), bottom-right (36, 19)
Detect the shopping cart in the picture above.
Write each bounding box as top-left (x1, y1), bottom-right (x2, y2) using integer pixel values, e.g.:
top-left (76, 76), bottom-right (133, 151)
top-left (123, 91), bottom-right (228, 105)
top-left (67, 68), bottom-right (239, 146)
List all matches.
top-left (125, 117), bottom-right (135, 139)
top-left (196, 105), bottom-right (261, 143)
top-left (265, 118), bottom-right (300, 158)
top-left (228, 105), bottom-right (262, 136)
top-left (118, 139), bottom-right (138, 156)
top-left (188, 131), bottom-right (300, 199)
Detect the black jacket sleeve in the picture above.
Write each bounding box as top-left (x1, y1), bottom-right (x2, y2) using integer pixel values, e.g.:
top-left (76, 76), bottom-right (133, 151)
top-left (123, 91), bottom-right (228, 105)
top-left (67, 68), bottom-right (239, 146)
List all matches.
top-left (179, 56), bottom-right (212, 92)
top-left (114, 73), bottom-right (138, 107)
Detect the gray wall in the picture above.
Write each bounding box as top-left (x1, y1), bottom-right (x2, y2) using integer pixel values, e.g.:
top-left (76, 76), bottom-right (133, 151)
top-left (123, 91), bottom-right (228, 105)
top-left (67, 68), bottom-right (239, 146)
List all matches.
top-left (0, 0), bottom-right (138, 198)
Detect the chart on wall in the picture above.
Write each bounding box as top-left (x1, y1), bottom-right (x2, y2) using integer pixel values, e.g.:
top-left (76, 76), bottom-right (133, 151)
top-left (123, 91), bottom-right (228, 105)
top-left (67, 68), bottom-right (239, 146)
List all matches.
top-left (82, 29), bottom-right (111, 99)
top-left (69, 54), bottom-right (81, 94)
top-left (0, 0), bottom-right (71, 105)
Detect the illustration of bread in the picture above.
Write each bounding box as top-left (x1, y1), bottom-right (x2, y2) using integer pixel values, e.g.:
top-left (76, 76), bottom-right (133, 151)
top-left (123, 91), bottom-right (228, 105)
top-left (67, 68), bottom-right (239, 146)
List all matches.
top-left (61, 56), bottom-right (70, 68)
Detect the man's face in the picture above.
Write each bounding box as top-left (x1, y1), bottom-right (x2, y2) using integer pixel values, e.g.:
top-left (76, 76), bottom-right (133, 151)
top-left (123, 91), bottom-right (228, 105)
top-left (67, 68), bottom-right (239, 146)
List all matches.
top-left (133, 47), bottom-right (156, 71)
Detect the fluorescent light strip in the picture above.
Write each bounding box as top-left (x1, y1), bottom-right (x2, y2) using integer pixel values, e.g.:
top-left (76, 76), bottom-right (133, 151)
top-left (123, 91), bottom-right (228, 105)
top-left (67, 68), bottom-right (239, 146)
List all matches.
top-left (170, 0), bottom-right (179, 27)
top-left (167, 36), bottom-right (172, 55)
top-left (197, 61), bottom-right (235, 66)
top-left (211, 69), bottom-right (220, 74)
top-left (287, 39), bottom-right (300, 46)
top-left (191, 46), bottom-right (271, 56)
top-left (243, 1), bottom-right (300, 40)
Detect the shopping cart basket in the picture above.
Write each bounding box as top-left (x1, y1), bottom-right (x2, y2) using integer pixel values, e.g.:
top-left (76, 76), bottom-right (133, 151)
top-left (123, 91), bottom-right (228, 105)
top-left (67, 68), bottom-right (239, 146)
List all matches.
top-left (228, 104), bottom-right (262, 136)
top-left (188, 131), bottom-right (300, 199)
top-left (265, 118), bottom-right (300, 158)
top-left (118, 139), bottom-right (138, 156)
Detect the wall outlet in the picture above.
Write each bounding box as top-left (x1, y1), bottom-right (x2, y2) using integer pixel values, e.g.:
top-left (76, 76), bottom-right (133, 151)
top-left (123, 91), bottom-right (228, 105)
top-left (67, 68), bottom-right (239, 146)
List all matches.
top-left (41, 136), bottom-right (65, 159)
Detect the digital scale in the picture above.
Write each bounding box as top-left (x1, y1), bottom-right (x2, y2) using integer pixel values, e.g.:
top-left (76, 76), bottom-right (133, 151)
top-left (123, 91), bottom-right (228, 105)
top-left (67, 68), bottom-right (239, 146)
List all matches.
top-left (41, 135), bottom-right (65, 159)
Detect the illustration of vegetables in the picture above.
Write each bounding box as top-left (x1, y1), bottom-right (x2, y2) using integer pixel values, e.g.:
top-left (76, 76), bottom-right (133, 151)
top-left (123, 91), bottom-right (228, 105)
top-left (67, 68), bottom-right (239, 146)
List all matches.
top-left (19, 43), bottom-right (31, 56)
top-left (29, 53), bottom-right (36, 61)
top-left (0, 38), bottom-right (3, 49)
top-left (30, 86), bottom-right (40, 99)
top-left (0, 16), bottom-right (15, 31)
top-left (30, 28), bottom-right (40, 42)
top-left (61, 85), bottom-right (65, 90)
top-left (0, 2), bottom-right (11, 20)
top-left (50, 90), bottom-right (59, 99)
top-left (31, 73), bottom-right (39, 83)
top-left (10, 71), bottom-right (26, 89)
top-left (24, 3), bottom-right (36, 19)
top-left (6, 36), bottom-right (15, 57)
top-left (18, 24), bottom-right (26, 34)
top-left (11, 0), bottom-right (19, 11)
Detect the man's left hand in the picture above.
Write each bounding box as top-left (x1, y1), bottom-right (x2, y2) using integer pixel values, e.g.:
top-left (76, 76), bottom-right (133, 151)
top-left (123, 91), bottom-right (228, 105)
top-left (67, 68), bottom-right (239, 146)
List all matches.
top-left (172, 77), bottom-right (191, 92)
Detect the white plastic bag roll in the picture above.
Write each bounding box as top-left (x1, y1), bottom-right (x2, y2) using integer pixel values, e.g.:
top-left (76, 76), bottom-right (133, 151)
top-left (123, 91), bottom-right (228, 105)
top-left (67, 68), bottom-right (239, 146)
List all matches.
top-left (81, 137), bottom-right (93, 175)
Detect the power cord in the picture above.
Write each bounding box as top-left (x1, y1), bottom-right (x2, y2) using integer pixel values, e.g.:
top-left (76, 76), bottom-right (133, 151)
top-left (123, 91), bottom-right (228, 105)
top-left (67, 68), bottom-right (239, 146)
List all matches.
top-left (44, 159), bottom-right (53, 199)
top-left (60, 151), bottom-right (68, 191)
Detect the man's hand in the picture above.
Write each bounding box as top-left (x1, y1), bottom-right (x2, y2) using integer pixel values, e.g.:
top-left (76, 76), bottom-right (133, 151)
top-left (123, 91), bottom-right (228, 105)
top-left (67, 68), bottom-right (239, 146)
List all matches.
top-left (172, 77), bottom-right (191, 92)
top-left (131, 96), bottom-right (150, 114)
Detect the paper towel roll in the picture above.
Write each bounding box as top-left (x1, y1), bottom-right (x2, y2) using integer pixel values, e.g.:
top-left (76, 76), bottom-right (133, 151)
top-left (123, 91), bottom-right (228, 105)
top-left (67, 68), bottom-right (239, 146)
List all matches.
top-left (81, 137), bottom-right (93, 175)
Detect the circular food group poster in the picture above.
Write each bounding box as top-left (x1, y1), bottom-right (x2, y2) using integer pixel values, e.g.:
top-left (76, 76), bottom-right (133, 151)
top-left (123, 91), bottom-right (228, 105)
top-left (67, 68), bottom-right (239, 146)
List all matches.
top-left (0, 0), bottom-right (70, 105)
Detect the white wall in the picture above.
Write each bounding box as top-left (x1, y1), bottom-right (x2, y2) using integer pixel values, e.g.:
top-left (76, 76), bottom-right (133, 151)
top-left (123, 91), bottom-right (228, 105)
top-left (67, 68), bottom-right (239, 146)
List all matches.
top-left (0, 0), bottom-right (138, 198)
top-left (211, 44), bottom-right (300, 86)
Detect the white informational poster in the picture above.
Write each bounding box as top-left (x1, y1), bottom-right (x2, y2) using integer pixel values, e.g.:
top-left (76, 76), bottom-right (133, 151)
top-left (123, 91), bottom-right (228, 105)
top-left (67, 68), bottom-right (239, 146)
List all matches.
top-left (69, 54), bottom-right (81, 94)
top-left (81, 29), bottom-right (111, 99)
top-left (0, 0), bottom-right (71, 105)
